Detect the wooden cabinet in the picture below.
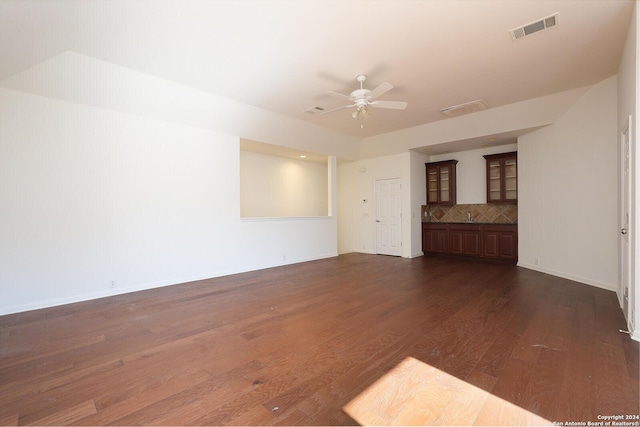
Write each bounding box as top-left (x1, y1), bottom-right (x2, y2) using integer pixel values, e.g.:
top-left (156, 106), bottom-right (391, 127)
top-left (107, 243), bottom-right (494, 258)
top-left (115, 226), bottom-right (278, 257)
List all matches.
top-left (422, 223), bottom-right (448, 253)
top-left (449, 224), bottom-right (481, 257)
top-left (422, 223), bottom-right (517, 262)
top-left (426, 160), bottom-right (458, 205)
top-left (483, 152), bottom-right (517, 203)
top-left (482, 225), bottom-right (518, 260)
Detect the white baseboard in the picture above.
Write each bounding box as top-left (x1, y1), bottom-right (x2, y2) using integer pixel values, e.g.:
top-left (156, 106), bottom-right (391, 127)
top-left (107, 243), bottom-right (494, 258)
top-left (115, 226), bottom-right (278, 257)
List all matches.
top-left (355, 249), bottom-right (376, 255)
top-left (0, 252), bottom-right (339, 316)
top-left (516, 262), bottom-right (617, 292)
top-left (514, 263), bottom-right (638, 342)
top-left (407, 251), bottom-right (425, 258)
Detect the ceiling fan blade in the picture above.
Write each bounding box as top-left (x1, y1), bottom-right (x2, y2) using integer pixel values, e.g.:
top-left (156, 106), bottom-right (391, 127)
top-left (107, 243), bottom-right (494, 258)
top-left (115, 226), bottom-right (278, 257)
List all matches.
top-left (369, 82), bottom-right (393, 100)
top-left (320, 103), bottom-right (356, 114)
top-left (326, 91), bottom-right (352, 100)
top-left (370, 100), bottom-right (408, 110)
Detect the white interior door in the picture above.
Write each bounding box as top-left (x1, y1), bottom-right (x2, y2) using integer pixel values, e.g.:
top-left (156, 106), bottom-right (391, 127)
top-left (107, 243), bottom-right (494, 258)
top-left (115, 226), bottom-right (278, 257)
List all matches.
top-left (375, 178), bottom-right (402, 256)
top-left (621, 118), bottom-right (631, 321)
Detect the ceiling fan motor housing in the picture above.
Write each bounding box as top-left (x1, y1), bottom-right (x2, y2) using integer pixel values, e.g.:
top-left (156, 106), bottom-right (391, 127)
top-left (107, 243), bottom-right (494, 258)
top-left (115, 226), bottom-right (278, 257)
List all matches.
top-left (354, 97), bottom-right (369, 108)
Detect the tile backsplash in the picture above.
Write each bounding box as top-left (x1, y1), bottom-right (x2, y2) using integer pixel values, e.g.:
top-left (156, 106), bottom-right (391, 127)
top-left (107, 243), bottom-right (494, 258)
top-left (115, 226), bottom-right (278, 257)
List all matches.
top-left (422, 203), bottom-right (517, 224)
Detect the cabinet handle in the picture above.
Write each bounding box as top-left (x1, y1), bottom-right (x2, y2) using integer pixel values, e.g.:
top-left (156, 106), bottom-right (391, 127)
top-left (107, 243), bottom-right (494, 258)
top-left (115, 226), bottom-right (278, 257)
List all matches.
top-left (621, 228), bottom-right (628, 235)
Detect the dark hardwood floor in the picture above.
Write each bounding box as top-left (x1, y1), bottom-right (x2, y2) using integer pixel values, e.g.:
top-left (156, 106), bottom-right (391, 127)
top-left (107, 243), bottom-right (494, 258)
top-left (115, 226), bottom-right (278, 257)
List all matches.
top-left (0, 253), bottom-right (638, 425)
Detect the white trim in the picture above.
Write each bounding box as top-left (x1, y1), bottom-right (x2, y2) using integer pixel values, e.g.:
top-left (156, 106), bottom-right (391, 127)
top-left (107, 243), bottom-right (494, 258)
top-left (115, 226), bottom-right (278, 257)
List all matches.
top-left (620, 115), bottom-right (633, 323)
top-left (0, 252), bottom-right (338, 316)
top-left (631, 329), bottom-right (640, 342)
top-left (355, 249), bottom-right (377, 255)
top-left (617, 289), bottom-right (625, 309)
top-left (240, 215), bottom-right (333, 222)
top-left (407, 251), bottom-right (425, 258)
top-left (517, 262), bottom-right (617, 292)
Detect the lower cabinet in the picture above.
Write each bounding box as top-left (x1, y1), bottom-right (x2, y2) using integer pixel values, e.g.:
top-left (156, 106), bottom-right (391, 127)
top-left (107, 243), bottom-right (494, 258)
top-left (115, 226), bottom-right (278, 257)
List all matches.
top-left (422, 223), bottom-right (448, 253)
top-left (482, 225), bottom-right (518, 260)
top-left (422, 223), bottom-right (517, 261)
top-left (448, 225), bottom-right (481, 257)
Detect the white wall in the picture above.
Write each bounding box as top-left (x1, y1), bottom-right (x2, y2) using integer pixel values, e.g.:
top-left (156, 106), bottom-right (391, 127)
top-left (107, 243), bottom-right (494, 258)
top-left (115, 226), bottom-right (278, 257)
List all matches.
top-left (0, 52), bottom-right (361, 161)
top-left (409, 150), bottom-right (430, 256)
top-left (0, 51), bottom-right (359, 315)
top-left (518, 75), bottom-right (619, 291)
top-left (0, 49), bottom-right (632, 323)
top-left (240, 151), bottom-right (328, 217)
top-left (428, 143), bottom-right (518, 204)
top-left (337, 161), bottom-right (357, 255)
top-left (617, 1), bottom-right (639, 340)
top-left (360, 87), bottom-right (589, 159)
top-left (337, 152), bottom-right (422, 257)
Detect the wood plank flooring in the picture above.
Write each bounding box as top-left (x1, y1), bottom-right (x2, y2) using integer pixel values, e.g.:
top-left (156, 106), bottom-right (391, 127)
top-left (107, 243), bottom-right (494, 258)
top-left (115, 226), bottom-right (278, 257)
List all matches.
top-left (0, 253), bottom-right (637, 425)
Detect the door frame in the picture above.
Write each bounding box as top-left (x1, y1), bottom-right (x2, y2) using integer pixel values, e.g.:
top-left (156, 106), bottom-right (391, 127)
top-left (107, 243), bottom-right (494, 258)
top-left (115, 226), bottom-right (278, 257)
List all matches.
top-left (620, 115), bottom-right (632, 324)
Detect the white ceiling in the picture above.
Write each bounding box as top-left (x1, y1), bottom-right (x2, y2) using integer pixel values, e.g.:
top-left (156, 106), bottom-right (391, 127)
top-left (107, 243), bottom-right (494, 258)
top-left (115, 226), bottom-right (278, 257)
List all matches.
top-left (0, 0), bottom-right (634, 140)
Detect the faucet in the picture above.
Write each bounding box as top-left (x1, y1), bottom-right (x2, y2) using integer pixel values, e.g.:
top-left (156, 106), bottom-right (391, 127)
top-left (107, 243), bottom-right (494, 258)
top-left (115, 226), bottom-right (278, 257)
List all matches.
top-left (466, 211), bottom-right (473, 223)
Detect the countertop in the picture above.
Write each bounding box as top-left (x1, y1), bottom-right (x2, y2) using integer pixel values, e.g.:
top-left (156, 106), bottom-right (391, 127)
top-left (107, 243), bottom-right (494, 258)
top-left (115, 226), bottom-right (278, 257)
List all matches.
top-left (422, 221), bottom-right (517, 225)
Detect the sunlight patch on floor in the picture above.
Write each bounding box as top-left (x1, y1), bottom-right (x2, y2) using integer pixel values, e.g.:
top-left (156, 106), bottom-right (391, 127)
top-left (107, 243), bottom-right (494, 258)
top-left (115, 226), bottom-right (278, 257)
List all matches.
top-left (343, 357), bottom-right (552, 426)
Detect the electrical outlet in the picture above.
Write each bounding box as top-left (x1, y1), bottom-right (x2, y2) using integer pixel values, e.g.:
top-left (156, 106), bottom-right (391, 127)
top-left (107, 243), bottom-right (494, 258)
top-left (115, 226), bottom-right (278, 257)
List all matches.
top-left (109, 280), bottom-right (117, 288)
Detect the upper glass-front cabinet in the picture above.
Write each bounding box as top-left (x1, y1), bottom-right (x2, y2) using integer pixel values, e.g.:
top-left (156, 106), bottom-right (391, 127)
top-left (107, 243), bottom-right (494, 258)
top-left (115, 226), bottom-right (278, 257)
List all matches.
top-left (483, 152), bottom-right (517, 203)
top-left (426, 160), bottom-right (458, 205)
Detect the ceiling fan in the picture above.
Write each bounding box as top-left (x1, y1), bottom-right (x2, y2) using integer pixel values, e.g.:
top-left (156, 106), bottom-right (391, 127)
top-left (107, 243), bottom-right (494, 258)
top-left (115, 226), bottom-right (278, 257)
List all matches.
top-left (322, 74), bottom-right (408, 122)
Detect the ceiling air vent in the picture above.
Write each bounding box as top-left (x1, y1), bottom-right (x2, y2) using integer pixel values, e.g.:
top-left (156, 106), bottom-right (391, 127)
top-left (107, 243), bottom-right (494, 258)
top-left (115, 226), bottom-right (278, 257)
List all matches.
top-left (304, 106), bottom-right (325, 114)
top-left (510, 13), bottom-right (559, 41)
top-left (441, 99), bottom-right (488, 117)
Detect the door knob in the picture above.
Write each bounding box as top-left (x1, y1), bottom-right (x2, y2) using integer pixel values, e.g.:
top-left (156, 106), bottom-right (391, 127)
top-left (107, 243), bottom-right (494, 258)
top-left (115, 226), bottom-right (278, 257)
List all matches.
top-left (621, 228), bottom-right (628, 235)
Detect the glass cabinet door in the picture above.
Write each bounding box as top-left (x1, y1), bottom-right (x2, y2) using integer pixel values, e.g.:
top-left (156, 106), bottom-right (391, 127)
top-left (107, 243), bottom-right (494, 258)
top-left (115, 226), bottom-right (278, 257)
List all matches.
top-left (488, 160), bottom-right (502, 202)
top-left (504, 158), bottom-right (517, 201)
top-left (439, 167), bottom-right (450, 203)
top-left (427, 168), bottom-right (438, 203)
top-left (483, 152), bottom-right (517, 203)
top-left (425, 160), bottom-right (458, 205)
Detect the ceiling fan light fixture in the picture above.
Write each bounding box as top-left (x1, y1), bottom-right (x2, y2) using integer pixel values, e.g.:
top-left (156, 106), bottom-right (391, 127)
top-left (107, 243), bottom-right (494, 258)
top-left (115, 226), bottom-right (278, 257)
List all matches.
top-left (351, 104), bottom-right (370, 120)
top-left (322, 74), bottom-right (407, 125)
